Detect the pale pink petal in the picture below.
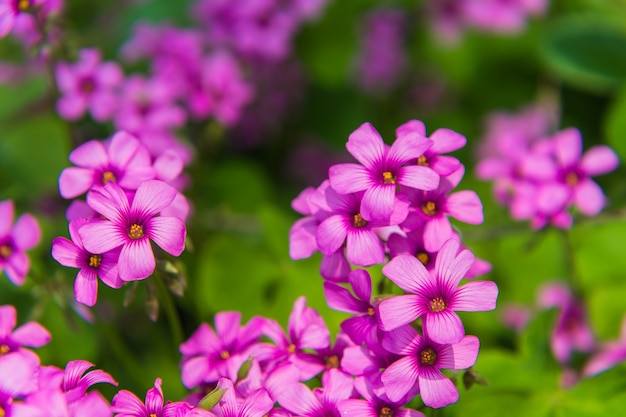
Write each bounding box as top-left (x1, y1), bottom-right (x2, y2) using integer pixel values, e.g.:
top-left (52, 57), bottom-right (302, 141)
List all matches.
top-left (396, 119), bottom-right (426, 137)
top-left (289, 217), bottom-right (318, 260)
top-left (74, 268), bottom-right (98, 306)
top-left (346, 122), bottom-right (385, 169)
top-left (440, 246), bottom-right (474, 290)
top-left (57, 95), bottom-right (87, 120)
top-left (574, 179), bottom-right (605, 216)
top-left (581, 146), bottom-right (619, 176)
top-left (0, 305), bottom-right (16, 338)
top-left (0, 10), bottom-right (14, 38)
top-left (86, 187), bottom-right (126, 224)
top-left (276, 382), bottom-right (321, 416)
top-left (11, 322), bottom-right (50, 348)
top-left (381, 356), bottom-right (419, 402)
top-left (69, 139), bottom-right (108, 168)
top-left (322, 368), bottom-right (354, 404)
top-left (424, 310), bottom-right (464, 344)
top-left (320, 250), bottom-right (351, 281)
top-left (90, 92), bottom-right (119, 121)
top-left (398, 165), bottom-right (439, 191)
top-left (361, 184), bottom-right (395, 222)
top-left (131, 180), bottom-right (177, 217)
top-left (5, 251), bottom-right (28, 285)
top-left (429, 155), bottom-right (461, 177)
top-left (145, 216), bottom-right (186, 256)
top-left (381, 324), bottom-right (421, 355)
top-left (429, 128), bottom-right (466, 153)
top-left (59, 167), bottom-right (97, 199)
top-left (445, 191), bottom-right (484, 224)
top-left (51, 237), bottom-right (81, 268)
top-left (423, 216), bottom-right (453, 252)
top-left (118, 239), bottom-right (155, 281)
top-left (79, 220), bottom-right (126, 254)
top-left (299, 324), bottom-right (330, 350)
top-left (338, 399), bottom-right (376, 417)
top-left (239, 387), bottom-right (274, 417)
top-left (382, 255), bottom-right (432, 294)
top-left (328, 163), bottom-right (373, 194)
top-left (554, 128), bottom-right (582, 167)
top-left (112, 390), bottom-right (146, 415)
top-left (346, 229), bottom-right (384, 266)
top-left (0, 200), bottom-right (14, 236)
top-left (387, 133), bottom-right (433, 166)
top-left (418, 367), bottom-right (458, 408)
top-left (96, 62), bottom-right (123, 86)
top-left (436, 335), bottom-right (479, 370)
top-left (108, 131), bottom-right (140, 169)
top-left (11, 214), bottom-right (40, 250)
top-left (452, 281), bottom-right (498, 312)
top-left (434, 239), bottom-right (460, 283)
top-left (0, 352), bottom-right (39, 397)
top-left (154, 150), bottom-right (184, 182)
top-left (119, 166), bottom-right (157, 190)
top-left (378, 295), bottom-right (424, 331)
top-left (316, 215), bottom-right (349, 255)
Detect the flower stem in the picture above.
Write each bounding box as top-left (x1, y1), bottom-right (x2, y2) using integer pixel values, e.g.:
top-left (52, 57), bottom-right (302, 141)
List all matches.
top-left (153, 271), bottom-right (184, 348)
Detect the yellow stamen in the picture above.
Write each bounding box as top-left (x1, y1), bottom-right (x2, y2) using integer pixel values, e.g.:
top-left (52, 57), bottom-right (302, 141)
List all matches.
top-left (417, 155), bottom-right (428, 166)
top-left (102, 171), bottom-right (117, 184)
top-left (353, 213), bottom-right (367, 228)
top-left (0, 245), bottom-right (11, 259)
top-left (287, 344), bottom-right (297, 354)
top-left (416, 252), bottom-right (429, 265)
top-left (422, 201), bottom-right (437, 216)
top-left (149, 414), bottom-right (157, 417)
top-left (220, 350), bottom-right (230, 360)
top-left (326, 355), bottom-right (339, 369)
top-left (18, 0), bottom-right (30, 11)
top-left (380, 407), bottom-right (394, 417)
top-left (89, 254), bottom-right (102, 268)
top-left (128, 224), bottom-right (144, 240)
top-left (0, 405), bottom-right (5, 417)
top-left (420, 348), bottom-right (437, 365)
top-left (367, 307), bottom-right (375, 316)
top-left (382, 171), bottom-right (396, 185)
top-left (0, 344), bottom-right (9, 355)
top-left (429, 297), bottom-right (446, 313)
top-left (565, 172), bottom-right (578, 187)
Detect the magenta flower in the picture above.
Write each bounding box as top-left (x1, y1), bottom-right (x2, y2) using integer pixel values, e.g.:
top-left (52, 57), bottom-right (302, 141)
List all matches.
top-left (61, 360), bottom-right (117, 403)
top-left (0, 304), bottom-right (50, 358)
top-left (112, 378), bottom-right (191, 417)
top-left (180, 312), bottom-right (265, 389)
top-left (0, 350), bottom-right (42, 415)
top-left (378, 239), bottom-right (498, 344)
top-left (329, 122), bottom-right (438, 222)
top-left (584, 315), bottom-right (626, 377)
top-left (0, 0), bottom-right (46, 38)
top-left (58, 131), bottom-right (156, 199)
top-left (52, 218), bottom-right (123, 306)
top-left (55, 48), bottom-right (123, 121)
top-left (381, 325), bottom-right (479, 407)
top-left (212, 378), bottom-right (273, 417)
top-left (0, 200), bottom-right (40, 286)
top-left (78, 180), bottom-right (186, 281)
top-left (24, 388), bottom-right (113, 417)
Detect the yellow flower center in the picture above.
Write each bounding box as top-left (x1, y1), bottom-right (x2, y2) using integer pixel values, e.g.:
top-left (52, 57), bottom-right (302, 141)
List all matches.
top-left (352, 213), bottom-right (367, 228)
top-left (379, 407), bottom-right (394, 417)
top-left (367, 307), bottom-right (375, 316)
top-left (219, 350), bottom-right (230, 360)
top-left (0, 405), bottom-right (5, 417)
top-left (0, 344), bottom-right (9, 355)
top-left (416, 252), bottom-right (429, 265)
top-left (0, 244), bottom-right (11, 259)
top-left (417, 155), bottom-right (428, 166)
top-left (150, 414), bottom-right (157, 417)
top-left (429, 297), bottom-right (446, 312)
top-left (89, 254), bottom-right (102, 268)
top-left (326, 355), bottom-right (340, 369)
top-left (18, 0), bottom-right (31, 11)
top-left (565, 171), bottom-right (578, 187)
top-left (382, 171), bottom-right (396, 185)
top-left (102, 171), bottom-right (117, 184)
top-left (287, 344), bottom-right (297, 354)
top-left (420, 348), bottom-right (437, 365)
top-left (128, 224), bottom-right (144, 240)
top-left (422, 201), bottom-right (437, 216)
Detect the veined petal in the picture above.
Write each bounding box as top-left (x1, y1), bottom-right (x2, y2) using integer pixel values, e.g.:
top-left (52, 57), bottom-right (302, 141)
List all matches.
top-left (346, 122), bottom-right (386, 169)
top-left (239, 388), bottom-right (274, 417)
top-left (276, 382), bottom-right (321, 416)
top-left (383, 255), bottom-right (432, 294)
top-left (387, 133), bottom-right (433, 166)
top-left (329, 164), bottom-right (373, 194)
top-left (112, 390), bottom-right (147, 415)
top-left (145, 378), bottom-right (164, 415)
top-left (440, 247), bottom-right (475, 290)
top-left (69, 140), bottom-right (108, 168)
top-left (316, 215), bottom-right (349, 255)
top-left (12, 214), bottom-right (40, 250)
top-left (346, 229), bottom-right (384, 266)
top-left (146, 216), bottom-right (186, 256)
top-left (436, 335), bottom-right (479, 370)
top-left (74, 268), bottom-right (98, 306)
top-left (423, 216), bottom-right (453, 253)
top-left (79, 220), bottom-right (126, 254)
top-left (581, 146), bottom-right (619, 176)
top-left (299, 323), bottom-right (330, 350)
top-left (323, 282), bottom-right (366, 314)
top-left (51, 237), bottom-right (82, 268)
top-left (445, 191), bottom-right (484, 224)
top-left (337, 399), bottom-right (376, 417)
top-left (398, 165), bottom-right (439, 191)
top-left (452, 281), bottom-right (498, 312)
top-left (63, 360), bottom-right (95, 390)
top-left (131, 180), bottom-right (177, 218)
top-left (378, 295), bottom-right (424, 331)
top-left (59, 167), bottom-right (96, 199)
top-left (381, 324), bottom-right (422, 356)
top-left (418, 367), bottom-right (458, 408)
top-left (86, 186), bottom-right (126, 224)
top-left (322, 368), bottom-right (354, 404)
top-left (108, 131), bottom-right (140, 169)
top-left (424, 310), bottom-right (464, 345)
top-left (429, 155), bottom-right (461, 177)
top-left (361, 184), bottom-right (395, 222)
top-left (349, 269), bottom-right (372, 301)
top-left (118, 239), bottom-right (155, 281)
top-left (428, 128), bottom-right (466, 153)
top-left (381, 356), bottom-right (419, 403)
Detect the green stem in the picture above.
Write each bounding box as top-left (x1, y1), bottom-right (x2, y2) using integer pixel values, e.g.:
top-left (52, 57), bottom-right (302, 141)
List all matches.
top-left (559, 228), bottom-right (583, 296)
top-left (153, 271), bottom-right (184, 348)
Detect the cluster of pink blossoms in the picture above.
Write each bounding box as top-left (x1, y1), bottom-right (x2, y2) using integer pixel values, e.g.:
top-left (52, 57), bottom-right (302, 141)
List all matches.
top-left (51, 131), bottom-right (188, 306)
top-left (476, 105), bottom-right (619, 229)
top-left (287, 120), bottom-right (499, 408)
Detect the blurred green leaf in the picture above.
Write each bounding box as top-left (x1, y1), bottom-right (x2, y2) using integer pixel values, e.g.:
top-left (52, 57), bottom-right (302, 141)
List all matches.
top-left (605, 83), bottom-right (626, 160)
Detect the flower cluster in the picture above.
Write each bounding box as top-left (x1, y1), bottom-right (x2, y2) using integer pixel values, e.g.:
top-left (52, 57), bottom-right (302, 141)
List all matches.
top-left (288, 120), bottom-right (498, 408)
top-left (52, 131), bottom-right (188, 306)
top-left (476, 106), bottom-right (619, 229)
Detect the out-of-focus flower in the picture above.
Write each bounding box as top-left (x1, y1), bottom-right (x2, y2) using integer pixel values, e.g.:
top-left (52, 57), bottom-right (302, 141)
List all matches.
top-left (0, 200), bottom-right (41, 285)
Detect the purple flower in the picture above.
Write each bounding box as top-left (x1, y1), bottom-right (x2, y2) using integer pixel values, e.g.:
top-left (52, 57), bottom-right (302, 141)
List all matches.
top-left (0, 350), bottom-right (42, 415)
top-left (329, 122), bottom-right (438, 222)
top-left (583, 315), bottom-right (626, 377)
top-left (212, 378), bottom-right (273, 417)
top-left (58, 131), bottom-right (156, 199)
top-left (112, 377), bottom-right (188, 417)
top-left (61, 360), bottom-right (117, 403)
top-left (52, 218), bottom-right (123, 306)
top-left (381, 325), bottom-right (479, 407)
top-left (0, 0), bottom-right (45, 38)
top-left (0, 200), bottom-right (40, 285)
top-left (0, 305), bottom-right (50, 358)
top-left (55, 48), bottom-right (123, 121)
top-left (179, 312), bottom-right (265, 389)
top-left (25, 388), bottom-right (113, 417)
top-left (78, 180), bottom-right (186, 281)
top-left (378, 239), bottom-right (498, 344)
top-left (462, 0), bottom-right (547, 34)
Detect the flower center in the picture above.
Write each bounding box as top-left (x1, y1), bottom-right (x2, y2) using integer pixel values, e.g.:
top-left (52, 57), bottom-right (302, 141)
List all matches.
top-left (429, 297), bottom-right (446, 312)
top-left (219, 350), bottom-right (230, 360)
top-left (0, 405), bottom-right (5, 417)
top-left (18, 0), bottom-right (31, 12)
top-left (0, 344), bottom-right (9, 355)
top-left (379, 407), bottom-right (393, 417)
top-left (565, 171), bottom-right (579, 187)
top-left (417, 155), bottom-right (428, 166)
top-left (422, 201), bottom-right (437, 216)
top-left (416, 252), bottom-right (429, 265)
top-left (150, 414), bottom-right (157, 417)
top-left (287, 344), bottom-right (297, 354)
top-left (420, 348), bottom-right (437, 365)
top-left (128, 224), bottom-right (144, 240)
top-left (89, 254), bottom-right (102, 268)
top-left (79, 77), bottom-right (96, 94)
top-left (352, 213), bottom-right (368, 228)
top-left (326, 355), bottom-right (340, 369)
top-left (382, 171), bottom-right (396, 185)
top-left (0, 244), bottom-right (12, 260)
top-left (367, 307), bottom-right (375, 316)
top-left (102, 171), bottom-right (117, 184)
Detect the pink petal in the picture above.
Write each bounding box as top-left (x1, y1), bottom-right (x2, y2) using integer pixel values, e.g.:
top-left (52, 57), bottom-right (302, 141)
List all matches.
top-left (108, 131), bottom-right (140, 169)
top-left (180, 356), bottom-right (210, 389)
top-left (290, 217), bottom-right (321, 260)
top-left (118, 239), bottom-right (155, 281)
top-left (276, 382), bottom-right (321, 416)
top-left (154, 150), bottom-right (184, 182)
top-left (56, 95), bottom-right (87, 120)
top-left (328, 163), bottom-right (373, 194)
top-left (131, 180), bottom-right (177, 218)
top-left (145, 378), bottom-right (164, 415)
top-left (378, 295), bottom-right (424, 331)
top-left (346, 122), bottom-right (385, 169)
top-left (338, 399), bottom-right (376, 417)
top-left (239, 387), bottom-right (274, 417)
top-left (96, 61), bottom-right (123, 86)
top-left (0, 305), bottom-right (16, 339)
top-left (12, 214), bottom-right (40, 250)
top-left (436, 335), bottom-right (479, 370)
top-left (574, 179), bottom-right (605, 216)
top-left (383, 255), bottom-right (432, 293)
top-left (59, 167), bottom-right (97, 199)
top-left (11, 321), bottom-right (50, 348)
top-left (51, 237), bottom-right (81, 268)
top-left (86, 186), bottom-right (127, 224)
top-left (69, 140), bottom-right (108, 168)
top-left (349, 268), bottom-right (372, 301)
top-left (146, 216), bottom-right (186, 256)
top-left (452, 281), bottom-right (498, 312)
top-left (424, 310), bottom-right (464, 345)
top-left (215, 311), bottom-right (241, 346)
top-left (0, 351), bottom-right (40, 397)
top-left (440, 246), bottom-right (475, 290)
top-left (346, 229), bottom-right (384, 266)
top-left (381, 324), bottom-right (421, 355)
top-left (396, 119), bottom-right (426, 138)
top-left (429, 128), bottom-right (466, 153)
top-left (429, 155), bottom-right (461, 177)
top-left (322, 368), bottom-right (354, 404)
top-left (360, 184), bottom-right (395, 222)
top-left (445, 191), bottom-right (484, 224)
top-left (434, 239), bottom-right (460, 283)
top-left (398, 165), bottom-right (439, 191)
top-left (74, 268), bottom-right (98, 306)
top-left (423, 216), bottom-right (453, 252)
top-left (381, 356), bottom-right (419, 402)
top-left (554, 128), bottom-right (582, 167)
top-left (5, 251), bottom-right (28, 285)
top-left (79, 220), bottom-right (126, 254)
top-left (320, 250), bottom-right (351, 281)
top-left (418, 367), bottom-right (458, 408)
top-left (316, 215), bottom-right (349, 256)
top-left (180, 323), bottom-right (221, 355)
top-left (387, 133), bottom-right (433, 166)
top-left (581, 146), bottom-right (619, 176)
top-left (0, 200), bottom-right (14, 236)
top-left (112, 390), bottom-right (147, 415)
top-left (323, 282), bottom-right (365, 314)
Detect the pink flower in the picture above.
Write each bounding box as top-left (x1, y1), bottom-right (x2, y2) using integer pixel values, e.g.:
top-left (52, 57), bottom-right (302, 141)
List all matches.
top-left (112, 378), bottom-right (192, 417)
top-left (78, 180), bottom-right (186, 281)
top-left (211, 378), bottom-right (273, 417)
top-left (0, 304), bottom-right (50, 357)
top-left (583, 315), bottom-right (626, 378)
top-left (0, 200), bottom-right (40, 285)
top-left (381, 325), bottom-right (479, 407)
top-left (378, 239), bottom-right (498, 344)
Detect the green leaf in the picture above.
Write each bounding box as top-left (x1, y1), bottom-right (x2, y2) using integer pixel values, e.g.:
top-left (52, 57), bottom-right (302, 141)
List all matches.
top-left (541, 15), bottom-right (626, 93)
top-left (605, 83), bottom-right (626, 160)
top-left (198, 388), bottom-right (226, 411)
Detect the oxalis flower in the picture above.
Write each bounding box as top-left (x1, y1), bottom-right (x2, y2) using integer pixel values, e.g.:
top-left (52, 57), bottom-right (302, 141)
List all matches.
top-left (78, 180), bottom-right (186, 281)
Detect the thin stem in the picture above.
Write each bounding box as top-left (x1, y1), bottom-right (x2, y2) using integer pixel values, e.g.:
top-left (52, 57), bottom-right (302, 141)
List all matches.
top-left (153, 270), bottom-right (184, 348)
top-left (559, 228), bottom-right (583, 296)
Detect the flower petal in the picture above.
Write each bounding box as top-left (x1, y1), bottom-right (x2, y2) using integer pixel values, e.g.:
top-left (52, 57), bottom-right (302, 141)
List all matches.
top-left (418, 367), bottom-right (458, 408)
top-left (51, 237), bottom-right (82, 268)
top-left (574, 179), bottom-right (605, 216)
top-left (436, 335), bottom-right (479, 370)
top-left (131, 180), bottom-right (177, 218)
top-left (118, 239), bottom-right (155, 281)
top-left (79, 220), bottom-right (126, 254)
top-left (59, 167), bottom-right (96, 199)
top-left (0, 200), bottom-right (14, 237)
top-left (0, 305), bottom-right (16, 339)
top-left (108, 131), bottom-right (140, 169)
top-left (12, 214), bottom-right (40, 250)
top-left (378, 295), bottom-right (424, 331)
top-left (349, 269), bottom-right (372, 302)
top-left (452, 281), bottom-right (498, 312)
top-left (11, 321), bottom-right (51, 348)
top-left (74, 268), bottom-right (98, 306)
top-left (316, 215), bottom-right (349, 256)
top-left (112, 390), bottom-right (147, 415)
top-left (387, 133), bottom-right (433, 166)
top-left (381, 324), bottom-right (421, 356)
top-left (346, 122), bottom-right (385, 169)
top-left (581, 145), bottom-right (619, 176)
top-left (398, 165), bottom-right (439, 191)
top-left (424, 310), bottom-right (464, 345)
top-left (445, 191), bottom-right (484, 224)
top-left (381, 356), bottom-right (419, 403)
top-left (346, 229), bottom-right (384, 266)
top-left (383, 255), bottom-right (432, 294)
top-left (146, 216), bottom-right (186, 256)
top-left (323, 282), bottom-right (366, 314)
top-left (329, 163), bottom-right (373, 194)
top-left (69, 140), bottom-right (108, 168)
top-left (554, 128), bottom-right (582, 167)
top-left (361, 184), bottom-right (395, 222)
top-left (429, 128), bottom-right (466, 153)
